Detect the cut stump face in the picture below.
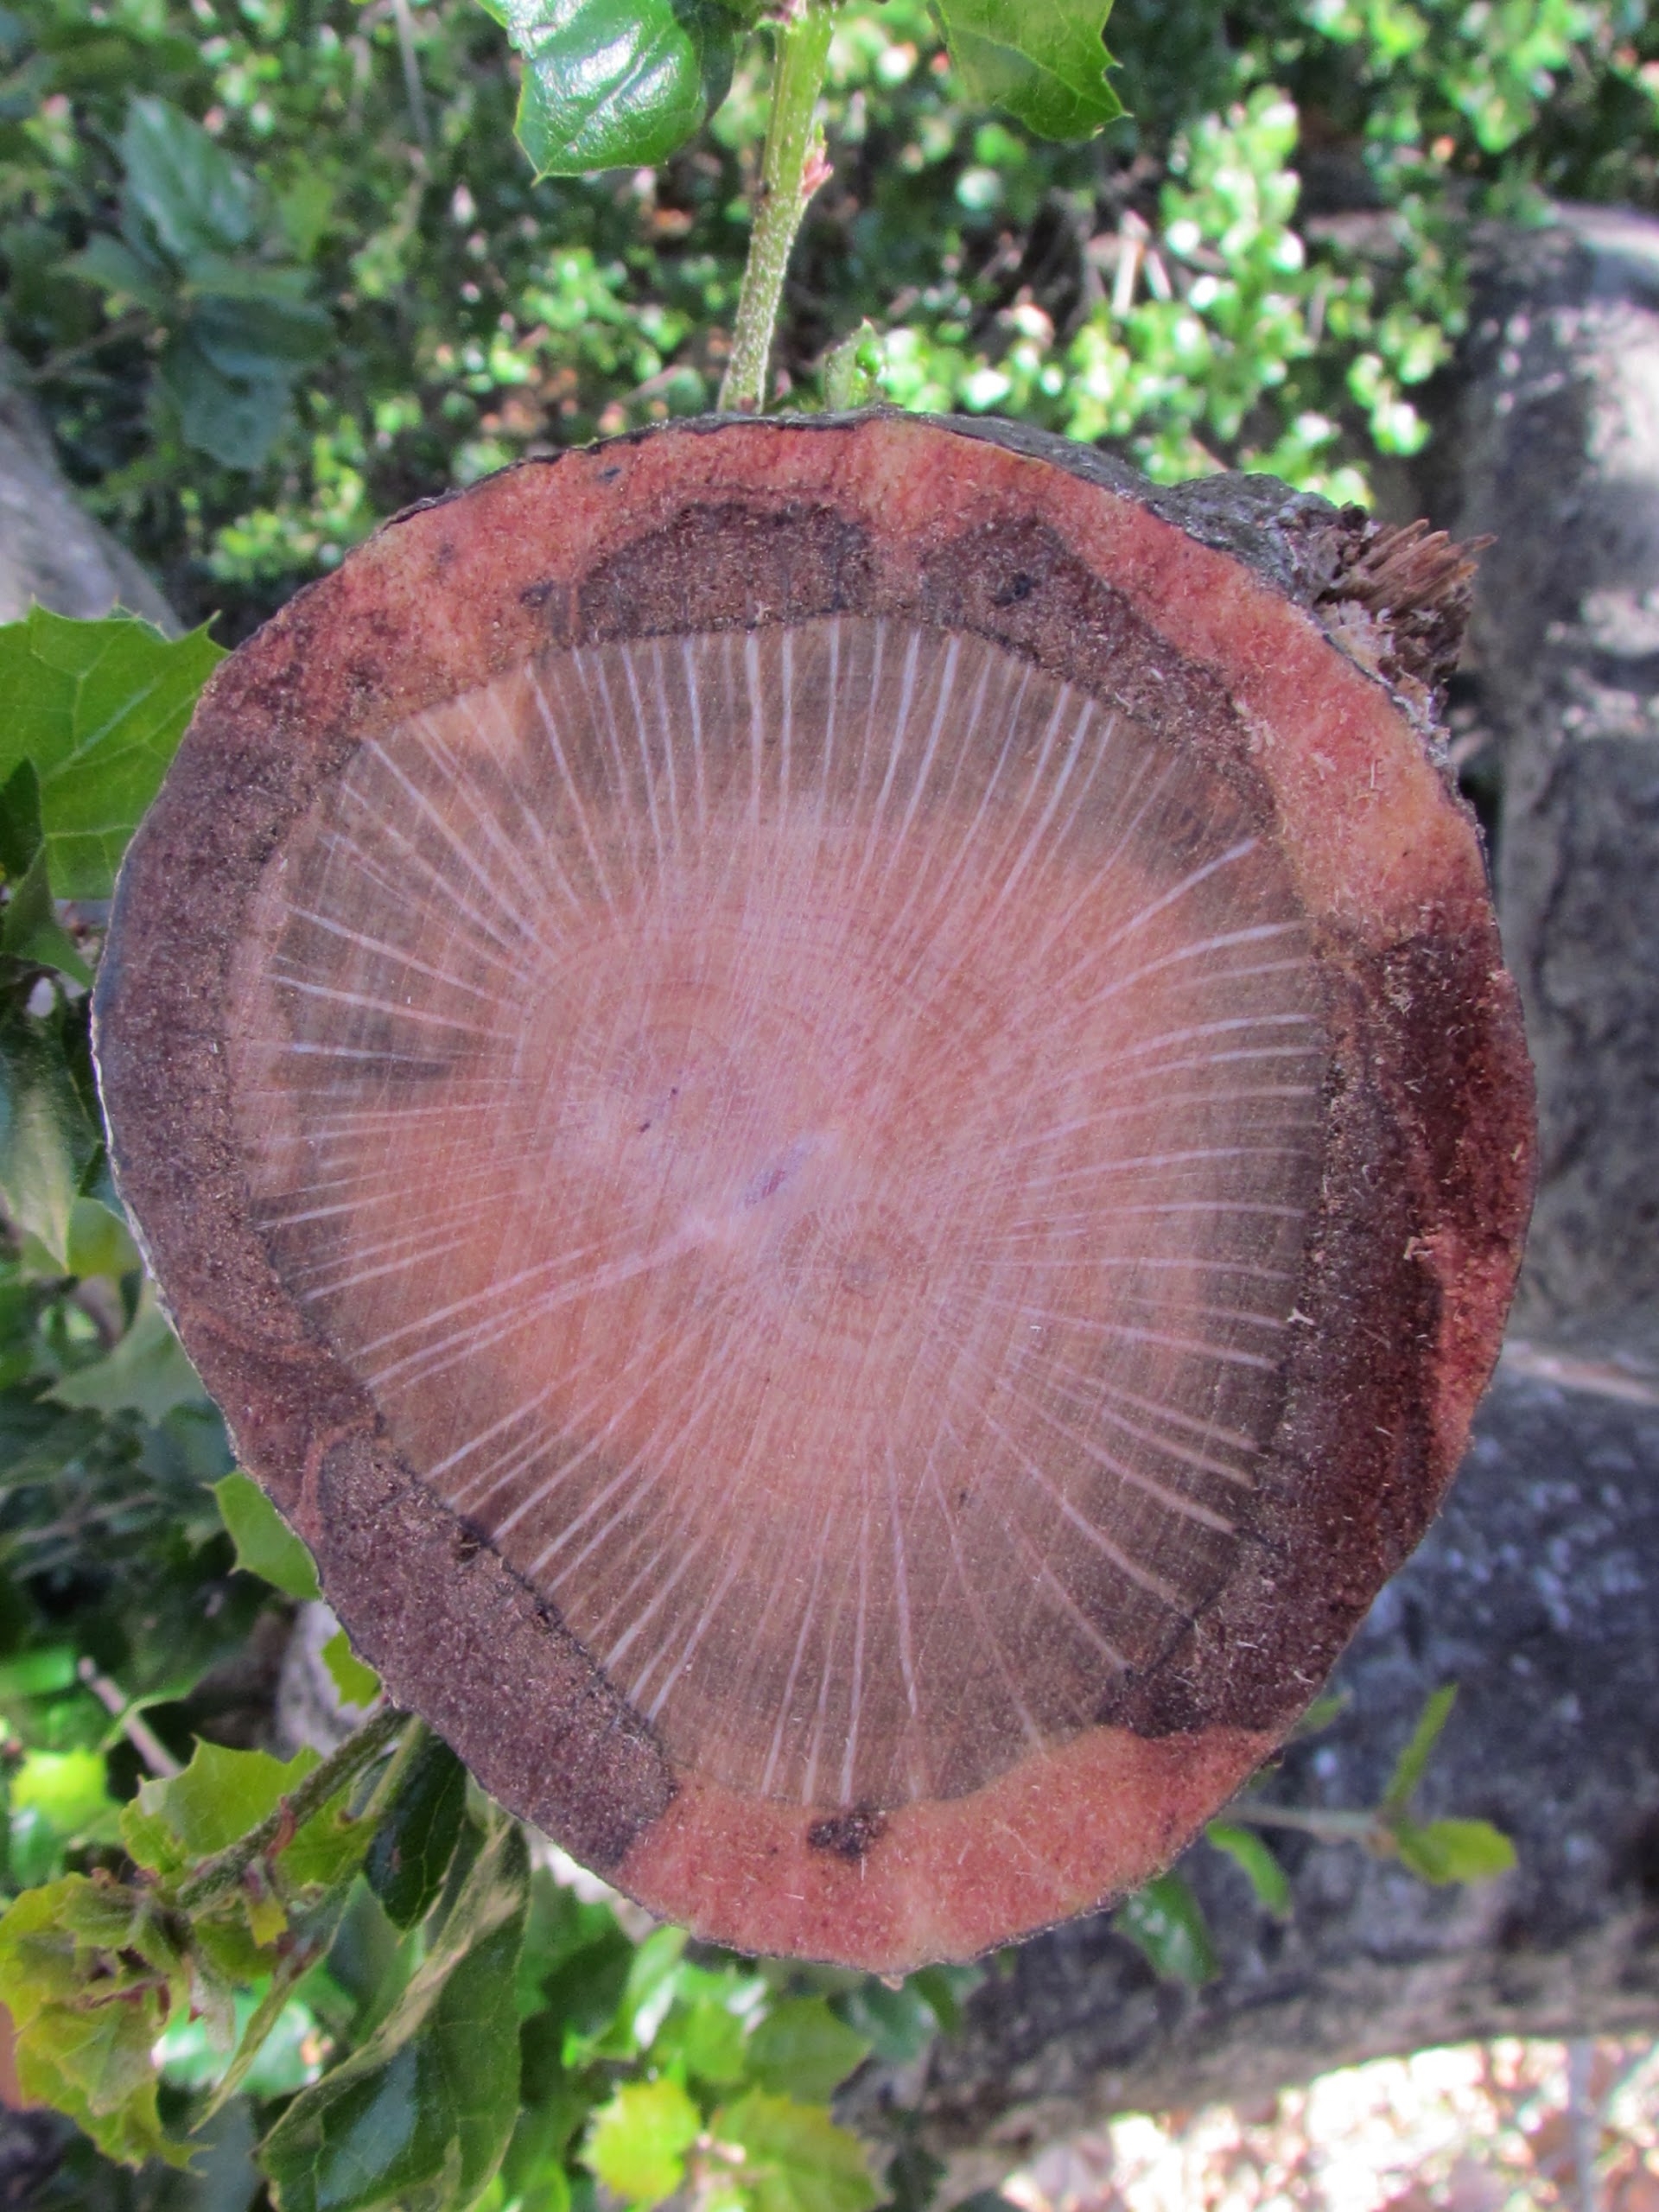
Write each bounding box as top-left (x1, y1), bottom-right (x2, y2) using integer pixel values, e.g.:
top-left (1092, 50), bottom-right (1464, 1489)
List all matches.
top-left (94, 413), bottom-right (1534, 1969)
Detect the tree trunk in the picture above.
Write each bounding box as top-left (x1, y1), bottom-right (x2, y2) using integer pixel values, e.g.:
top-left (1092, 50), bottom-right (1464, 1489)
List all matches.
top-left (0, 346), bottom-right (174, 629)
top-left (849, 204), bottom-right (1659, 2175)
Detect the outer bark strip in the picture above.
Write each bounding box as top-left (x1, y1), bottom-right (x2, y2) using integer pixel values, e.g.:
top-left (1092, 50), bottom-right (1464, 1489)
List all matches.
top-left (93, 411), bottom-right (1535, 1969)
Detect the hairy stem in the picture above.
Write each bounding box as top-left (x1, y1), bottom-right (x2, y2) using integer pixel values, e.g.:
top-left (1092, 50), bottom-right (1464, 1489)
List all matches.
top-left (173, 1703), bottom-right (407, 1910)
top-left (719, 0), bottom-right (835, 414)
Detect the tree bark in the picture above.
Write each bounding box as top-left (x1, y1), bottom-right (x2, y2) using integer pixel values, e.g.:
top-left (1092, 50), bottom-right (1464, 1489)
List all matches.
top-left (0, 346), bottom-right (174, 629)
top-left (849, 206), bottom-right (1659, 2171)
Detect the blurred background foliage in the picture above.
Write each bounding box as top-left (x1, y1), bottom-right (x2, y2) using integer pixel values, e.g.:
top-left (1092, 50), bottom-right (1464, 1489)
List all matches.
top-left (0, 0), bottom-right (1655, 640)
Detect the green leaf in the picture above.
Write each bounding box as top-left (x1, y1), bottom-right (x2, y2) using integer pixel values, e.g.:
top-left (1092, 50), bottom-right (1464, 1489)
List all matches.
top-left (0, 606), bottom-right (223, 899)
top-left (365, 1733), bottom-right (468, 1932)
top-left (51, 1279), bottom-right (204, 1422)
top-left (213, 1471), bottom-right (322, 1601)
top-left (832, 1978), bottom-right (938, 2065)
top-left (659, 1993), bottom-right (748, 2086)
top-left (0, 1013), bottom-right (100, 1266)
top-left (1114, 1871), bottom-right (1218, 1986)
top-left (159, 333), bottom-right (296, 471)
top-left (124, 1739), bottom-right (320, 1871)
top-left (1, 847), bottom-right (93, 985)
top-left (931, 0), bottom-right (1123, 139)
top-left (748, 1997), bottom-right (872, 2102)
top-left (0, 1878), bottom-right (188, 2169)
top-left (322, 1627), bottom-right (381, 1707)
top-left (66, 233), bottom-right (172, 315)
top-left (258, 1816), bottom-right (531, 2212)
top-left (1205, 1822), bottom-right (1293, 1920)
top-left (584, 2075), bottom-right (702, 2206)
top-left (11, 1747), bottom-right (112, 1840)
top-left (712, 2090), bottom-right (881, 2212)
top-left (1392, 1817), bottom-right (1517, 1886)
top-left (122, 94), bottom-right (257, 264)
top-left (1382, 1686), bottom-right (1459, 1815)
top-left (0, 759), bottom-right (42, 879)
top-left (480, 0), bottom-right (741, 177)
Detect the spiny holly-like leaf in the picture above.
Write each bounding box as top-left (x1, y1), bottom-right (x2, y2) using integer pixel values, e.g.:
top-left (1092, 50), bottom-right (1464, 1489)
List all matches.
top-left (0, 607), bottom-right (223, 898)
top-left (931, 0), bottom-right (1123, 140)
top-left (257, 1816), bottom-right (530, 2212)
top-left (123, 1739), bottom-right (319, 1872)
top-left (475, 0), bottom-right (747, 176)
top-left (214, 1471), bottom-right (322, 1602)
top-left (711, 2089), bottom-right (881, 2212)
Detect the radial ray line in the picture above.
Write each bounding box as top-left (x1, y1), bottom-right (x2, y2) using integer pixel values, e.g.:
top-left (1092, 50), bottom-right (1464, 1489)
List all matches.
top-left (458, 695), bottom-right (597, 926)
top-left (976, 1402), bottom-right (1190, 1609)
top-left (914, 1436), bottom-right (1046, 1757)
top-left (937, 1406), bottom-right (1133, 1670)
top-left (759, 1493), bottom-right (839, 1800)
top-left (278, 906), bottom-right (508, 1001)
top-left (268, 974), bottom-right (502, 1039)
top-left (838, 1484), bottom-right (874, 1805)
top-left (361, 738), bottom-right (560, 963)
top-left (316, 812), bottom-right (531, 974)
top-left (527, 669), bottom-right (626, 922)
top-left (409, 715), bottom-right (561, 918)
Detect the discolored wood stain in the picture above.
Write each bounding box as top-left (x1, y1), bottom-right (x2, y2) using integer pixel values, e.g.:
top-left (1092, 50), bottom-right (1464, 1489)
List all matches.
top-left (92, 410), bottom-right (1535, 1968)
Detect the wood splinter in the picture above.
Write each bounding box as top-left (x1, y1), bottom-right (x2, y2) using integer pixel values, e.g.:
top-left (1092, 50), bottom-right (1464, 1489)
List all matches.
top-left (93, 412), bottom-right (1535, 1970)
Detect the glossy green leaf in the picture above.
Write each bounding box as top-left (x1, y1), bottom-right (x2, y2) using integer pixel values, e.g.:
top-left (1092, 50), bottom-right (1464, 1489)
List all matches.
top-left (1392, 1817), bottom-right (1517, 1886)
top-left (712, 2090), bottom-right (881, 2212)
top-left (365, 1732), bottom-right (468, 1932)
top-left (258, 1816), bottom-right (530, 2212)
top-left (213, 1471), bottom-right (322, 1601)
top-left (0, 606), bottom-right (223, 899)
top-left (1115, 1871), bottom-right (1218, 1986)
top-left (748, 1996), bottom-right (871, 2101)
top-left (52, 1280), bottom-right (205, 1422)
top-left (121, 94), bottom-right (257, 263)
top-left (1382, 1686), bottom-right (1459, 1815)
top-left (931, 0), bottom-right (1122, 139)
top-left (480, 0), bottom-right (742, 177)
top-left (584, 2075), bottom-right (702, 2206)
top-left (0, 1013), bottom-right (100, 1266)
top-left (1206, 1821), bottom-right (1293, 1919)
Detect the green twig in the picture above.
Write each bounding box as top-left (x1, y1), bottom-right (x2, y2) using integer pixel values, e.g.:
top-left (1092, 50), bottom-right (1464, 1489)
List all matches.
top-left (173, 1703), bottom-right (407, 1910)
top-left (718, 0), bottom-right (836, 415)
top-left (1219, 1802), bottom-right (1382, 1846)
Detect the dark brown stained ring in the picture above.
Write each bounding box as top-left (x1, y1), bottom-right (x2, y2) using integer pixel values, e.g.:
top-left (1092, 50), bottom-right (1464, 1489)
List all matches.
top-left (92, 410), bottom-right (1535, 1969)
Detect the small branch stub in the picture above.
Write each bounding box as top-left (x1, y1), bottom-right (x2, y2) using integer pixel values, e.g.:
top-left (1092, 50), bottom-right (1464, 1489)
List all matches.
top-left (94, 412), bottom-right (1534, 1970)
